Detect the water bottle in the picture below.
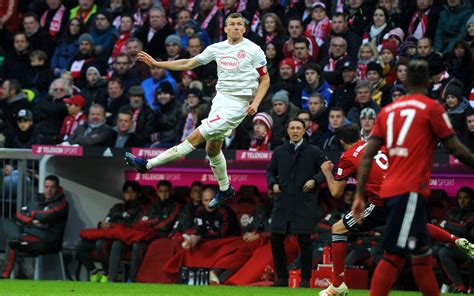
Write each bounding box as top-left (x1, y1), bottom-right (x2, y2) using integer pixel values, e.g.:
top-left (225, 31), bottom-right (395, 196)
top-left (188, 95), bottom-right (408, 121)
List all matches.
top-left (188, 270), bottom-right (195, 285)
top-left (323, 246), bottom-right (331, 264)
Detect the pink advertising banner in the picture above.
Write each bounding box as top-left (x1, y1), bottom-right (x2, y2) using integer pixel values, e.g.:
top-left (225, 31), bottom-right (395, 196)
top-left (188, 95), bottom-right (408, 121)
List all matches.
top-left (131, 148), bottom-right (166, 158)
top-left (126, 169), bottom-right (473, 196)
top-left (32, 145), bottom-right (83, 156)
top-left (235, 150), bottom-right (273, 161)
top-left (126, 168), bottom-right (269, 192)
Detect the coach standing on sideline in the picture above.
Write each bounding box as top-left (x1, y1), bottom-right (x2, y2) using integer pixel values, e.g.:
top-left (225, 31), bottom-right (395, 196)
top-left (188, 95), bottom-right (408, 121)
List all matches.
top-left (266, 118), bottom-right (328, 288)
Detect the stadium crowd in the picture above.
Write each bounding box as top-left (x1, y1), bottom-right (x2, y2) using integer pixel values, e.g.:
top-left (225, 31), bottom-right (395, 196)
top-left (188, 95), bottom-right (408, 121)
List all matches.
top-left (0, 0), bottom-right (473, 293)
top-left (0, 0), bottom-right (473, 152)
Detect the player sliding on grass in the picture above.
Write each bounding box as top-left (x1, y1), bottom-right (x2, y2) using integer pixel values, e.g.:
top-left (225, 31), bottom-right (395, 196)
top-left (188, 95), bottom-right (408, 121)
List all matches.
top-left (124, 13), bottom-right (270, 209)
top-left (318, 124), bottom-right (474, 296)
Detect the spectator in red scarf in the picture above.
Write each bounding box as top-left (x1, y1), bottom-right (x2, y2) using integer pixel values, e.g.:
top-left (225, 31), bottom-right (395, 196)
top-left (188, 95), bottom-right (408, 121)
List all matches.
top-left (60, 94), bottom-right (88, 142)
top-left (40, 0), bottom-right (70, 40)
top-left (250, 112), bottom-right (273, 151)
top-left (283, 17), bottom-right (318, 60)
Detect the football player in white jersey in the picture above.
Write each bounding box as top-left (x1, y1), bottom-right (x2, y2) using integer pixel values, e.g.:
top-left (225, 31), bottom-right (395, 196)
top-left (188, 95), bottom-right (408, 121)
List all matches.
top-left (124, 13), bottom-right (270, 208)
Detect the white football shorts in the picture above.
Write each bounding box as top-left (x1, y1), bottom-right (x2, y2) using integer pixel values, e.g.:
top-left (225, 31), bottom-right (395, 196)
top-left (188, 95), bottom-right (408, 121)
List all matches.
top-left (198, 92), bottom-right (250, 140)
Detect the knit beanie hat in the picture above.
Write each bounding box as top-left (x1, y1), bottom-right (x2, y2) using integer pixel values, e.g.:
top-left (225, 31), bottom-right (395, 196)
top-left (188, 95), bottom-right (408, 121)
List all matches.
top-left (86, 66), bottom-right (101, 77)
top-left (79, 33), bottom-right (94, 45)
top-left (165, 34), bottom-right (182, 48)
top-left (279, 58), bottom-right (296, 72)
top-left (444, 80), bottom-right (464, 101)
top-left (96, 9), bottom-right (113, 24)
top-left (466, 14), bottom-right (474, 27)
top-left (381, 40), bottom-right (398, 56)
top-left (391, 84), bottom-right (407, 96)
top-left (366, 62), bottom-right (383, 76)
top-left (253, 112), bottom-right (273, 130)
top-left (360, 107), bottom-right (377, 119)
top-left (271, 90), bottom-right (289, 105)
top-left (156, 81), bottom-right (175, 96)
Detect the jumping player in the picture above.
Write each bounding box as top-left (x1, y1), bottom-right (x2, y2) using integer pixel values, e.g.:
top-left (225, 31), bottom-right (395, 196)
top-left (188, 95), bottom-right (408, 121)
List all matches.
top-left (318, 124), bottom-right (474, 296)
top-left (353, 60), bottom-right (474, 296)
top-left (124, 13), bottom-right (270, 208)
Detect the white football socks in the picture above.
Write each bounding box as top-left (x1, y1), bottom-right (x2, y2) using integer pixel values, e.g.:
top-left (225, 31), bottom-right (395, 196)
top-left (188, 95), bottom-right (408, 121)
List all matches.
top-left (209, 151), bottom-right (230, 192)
top-left (146, 140), bottom-right (195, 169)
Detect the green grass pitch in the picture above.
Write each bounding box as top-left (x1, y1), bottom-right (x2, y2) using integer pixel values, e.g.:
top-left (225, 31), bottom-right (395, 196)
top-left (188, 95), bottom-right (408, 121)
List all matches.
top-left (0, 280), bottom-right (460, 295)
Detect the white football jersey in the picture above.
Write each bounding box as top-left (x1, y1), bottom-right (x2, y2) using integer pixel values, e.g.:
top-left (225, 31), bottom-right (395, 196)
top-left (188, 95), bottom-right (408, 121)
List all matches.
top-left (195, 38), bottom-right (267, 96)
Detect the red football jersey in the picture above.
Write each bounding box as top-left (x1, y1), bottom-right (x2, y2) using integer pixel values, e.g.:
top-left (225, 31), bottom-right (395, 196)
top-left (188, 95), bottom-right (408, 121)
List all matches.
top-left (335, 140), bottom-right (388, 204)
top-left (371, 94), bottom-right (455, 198)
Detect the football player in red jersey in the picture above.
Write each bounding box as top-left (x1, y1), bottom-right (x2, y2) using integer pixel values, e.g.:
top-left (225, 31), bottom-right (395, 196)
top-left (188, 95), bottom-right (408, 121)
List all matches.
top-left (354, 60), bottom-right (474, 296)
top-left (319, 124), bottom-right (473, 296)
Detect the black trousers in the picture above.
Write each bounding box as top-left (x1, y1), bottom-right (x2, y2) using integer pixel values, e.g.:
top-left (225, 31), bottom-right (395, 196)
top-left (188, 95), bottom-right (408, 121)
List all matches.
top-left (108, 240), bottom-right (148, 282)
top-left (438, 244), bottom-right (474, 287)
top-left (75, 239), bottom-right (110, 274)
top-left (1, 219), bottom-right (51, 278)
top-left (271, 223), bottom-right (312, 281)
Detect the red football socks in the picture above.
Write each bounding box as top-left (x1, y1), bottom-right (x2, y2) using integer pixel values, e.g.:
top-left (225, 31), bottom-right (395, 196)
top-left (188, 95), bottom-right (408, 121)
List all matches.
top-left (332, 241), bottom-right (347, 287)
top-left (370, 253), bottom-right (406, 296)
top-left (412, 255), bottom-right (440, 296)
top-left (426, 223), bottom-right (458, 244)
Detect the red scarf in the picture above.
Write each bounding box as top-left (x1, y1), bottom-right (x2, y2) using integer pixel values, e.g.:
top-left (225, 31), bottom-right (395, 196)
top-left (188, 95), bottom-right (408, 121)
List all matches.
top-left (132, 108), bottom-right (140, 131)
top-left (251, 10), bottom-right (261, 36)
top-left (408, 9), bottom-right (429, 39)
top-left (60, 112), bottom-right (87, 139)
top-left (195, 5), bottom-right (223, 40)
top-left (40, 4), bottom-right (66, 37)
top-left (111, 32), bottom-right (131, 61)
top-left (324, 53), bottom-right (348, 72)
top-left (134, 9), bottom-right (149, 27)
top-left (249, 131), bottom-right (272, 151)
top-left (357, 63), bottom-right (368, 80)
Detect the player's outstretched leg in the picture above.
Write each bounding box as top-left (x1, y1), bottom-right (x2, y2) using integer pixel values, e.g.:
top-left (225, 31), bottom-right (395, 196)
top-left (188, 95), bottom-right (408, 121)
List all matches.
top-left (207, 149), bottom-right (235, 208)
top-left (455, 238), bottom-right (474, 259)
top-left (124, 140), bottom-right (196, 173)
top-left (426, 224), bottom-right (474, 259)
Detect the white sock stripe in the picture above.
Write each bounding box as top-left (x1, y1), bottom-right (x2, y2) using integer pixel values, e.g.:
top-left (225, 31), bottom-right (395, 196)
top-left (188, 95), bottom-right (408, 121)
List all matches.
top-left (396, 192), bottom-right (417, 249)
top-left (332, 235), bottom-right (348, 242)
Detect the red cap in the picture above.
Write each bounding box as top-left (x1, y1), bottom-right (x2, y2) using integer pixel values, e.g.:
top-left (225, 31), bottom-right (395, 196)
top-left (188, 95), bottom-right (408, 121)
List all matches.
top-left (279, 58), bottom-right (296, 71)
top-left (180, 70), bottom-right (197, 80)
top-left (64, 95), bottom-right (86, 108)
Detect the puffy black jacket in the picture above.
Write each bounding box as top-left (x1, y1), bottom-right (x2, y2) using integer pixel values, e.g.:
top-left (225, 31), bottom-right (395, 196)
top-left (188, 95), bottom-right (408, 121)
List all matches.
top-left (16, 192), bottom-right (69, 248)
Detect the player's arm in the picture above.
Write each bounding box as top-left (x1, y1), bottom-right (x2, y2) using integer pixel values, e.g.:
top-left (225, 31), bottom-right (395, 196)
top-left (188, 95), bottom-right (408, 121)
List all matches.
top-left (320, 161), bottom-right (347, 198)
top-left (355, 138), bottom-right (384, 199)
top-left (247, 71), bottom-right (270, 115)
top-left (441, 135), bottom-right (474, 167)
top-left (137, 51), bottom-right (200, 70)
top-left (253, 72), bottom-right (270, 107)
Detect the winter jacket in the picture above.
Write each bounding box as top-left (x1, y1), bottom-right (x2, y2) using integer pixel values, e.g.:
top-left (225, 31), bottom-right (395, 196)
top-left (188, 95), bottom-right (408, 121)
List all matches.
top-left (51, 37), bottom-right (79, 76)
top-left (68, 122), bottom-right (116, 146)
top-left (266, 139), bottom-right (327, 234)
top-left (193, 205), bottom-right (241, 239)
top-left (434, 2), bottom-right (472, 56)
top-left (136, 199), bottom-right (182, 237)
top-left (1, 50), bottom-right (31, 83)
top-left (157, 99), bottom-right (183, 145)
top-left (123, 104), bottom-right (157, 146)
top-left (301, 80), bottom-right (333, 109)
top-left (80, 79), bottom-right (108, 112)
top-left (35, 96), bottom-right (69, 138)
top-left (141, 72), bottom-right (177, 111)
top-left (103, 199), bottom-right (147, 226)
top-left (447, 98), bottom-right (471, 134)
top-left (6, 125), bottom-right (40, 149)
top-left (15, 192), bottom-right (69, 247)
